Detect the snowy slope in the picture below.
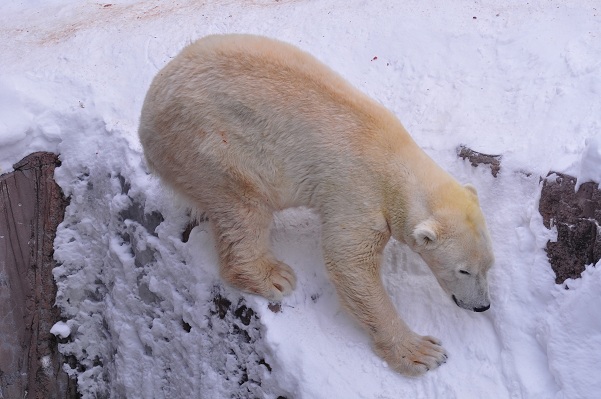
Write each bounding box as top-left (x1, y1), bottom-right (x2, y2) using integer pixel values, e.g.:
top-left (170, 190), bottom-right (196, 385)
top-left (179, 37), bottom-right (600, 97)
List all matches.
top-left (1, 1), bottom-right (600, 398)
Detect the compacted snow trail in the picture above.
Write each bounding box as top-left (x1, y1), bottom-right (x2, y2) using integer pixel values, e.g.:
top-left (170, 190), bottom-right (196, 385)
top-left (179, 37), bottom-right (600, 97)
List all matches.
top-left (1, 1), bottom-right (600, 398)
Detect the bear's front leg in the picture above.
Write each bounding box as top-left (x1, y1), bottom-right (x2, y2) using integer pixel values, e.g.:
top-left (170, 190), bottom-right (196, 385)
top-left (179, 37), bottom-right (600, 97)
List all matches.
top-left (322, 222), bottom-right (448, 376)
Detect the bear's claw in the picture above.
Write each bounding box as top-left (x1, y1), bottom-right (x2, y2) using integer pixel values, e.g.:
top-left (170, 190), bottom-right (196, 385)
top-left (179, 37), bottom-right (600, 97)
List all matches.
top-left (222, 258), bottom-right (297, 302)
top-left (266, 260), bottom-right (296, 301)
top-left (376, 333), bottom-right (448, 377)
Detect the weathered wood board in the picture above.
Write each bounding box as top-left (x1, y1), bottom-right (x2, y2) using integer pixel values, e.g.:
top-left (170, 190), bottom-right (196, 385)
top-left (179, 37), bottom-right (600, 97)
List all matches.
top-left (0, 152), bottom-right (77, 399)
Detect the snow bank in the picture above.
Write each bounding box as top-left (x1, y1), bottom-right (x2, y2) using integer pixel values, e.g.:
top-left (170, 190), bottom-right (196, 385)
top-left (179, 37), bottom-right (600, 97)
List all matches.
top-left (1, 0), bottom-right (600, 398)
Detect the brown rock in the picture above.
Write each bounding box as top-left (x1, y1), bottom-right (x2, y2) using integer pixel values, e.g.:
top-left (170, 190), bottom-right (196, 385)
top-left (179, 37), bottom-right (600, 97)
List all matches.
top-left (457, 145), bottom-right (502, 177)
top-left (0, 152), bottom-right (77, 399)
top-left (539, 172), bottom-right (601, 284)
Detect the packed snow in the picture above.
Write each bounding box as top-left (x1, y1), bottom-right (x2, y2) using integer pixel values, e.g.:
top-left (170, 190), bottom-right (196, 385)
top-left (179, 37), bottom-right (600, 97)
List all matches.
top-left (1, 0), bottom-right (600, 398)
top-left (50, 321), bottom-right (72, 339)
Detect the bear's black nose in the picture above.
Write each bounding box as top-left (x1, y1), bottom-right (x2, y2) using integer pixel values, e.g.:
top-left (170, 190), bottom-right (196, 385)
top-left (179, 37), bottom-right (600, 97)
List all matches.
top-left (473, 304), bottom-right (490, 312)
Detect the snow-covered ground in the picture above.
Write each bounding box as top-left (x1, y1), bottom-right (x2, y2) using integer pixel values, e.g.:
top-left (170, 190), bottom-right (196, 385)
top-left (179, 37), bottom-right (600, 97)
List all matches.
top-left (1, 1), bottom-right (600, 398)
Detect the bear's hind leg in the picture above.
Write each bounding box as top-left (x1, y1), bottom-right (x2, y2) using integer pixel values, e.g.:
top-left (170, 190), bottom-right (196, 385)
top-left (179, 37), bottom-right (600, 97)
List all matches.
top-left (210, 204), bottom-right (296, 302)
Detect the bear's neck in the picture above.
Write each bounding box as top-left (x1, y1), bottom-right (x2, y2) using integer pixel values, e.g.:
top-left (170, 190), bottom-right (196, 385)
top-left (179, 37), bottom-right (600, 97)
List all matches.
top-left (381, 141), bottom-right (459, 245)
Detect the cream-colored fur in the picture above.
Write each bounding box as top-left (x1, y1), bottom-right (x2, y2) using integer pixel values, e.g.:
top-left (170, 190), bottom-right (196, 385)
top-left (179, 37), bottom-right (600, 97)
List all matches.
top-left (138, 34), bottom-right (494, 377)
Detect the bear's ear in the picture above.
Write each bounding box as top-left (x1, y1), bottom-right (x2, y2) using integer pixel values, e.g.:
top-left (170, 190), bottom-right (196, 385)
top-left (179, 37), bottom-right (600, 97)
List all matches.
top-left (464, 183), bottom-right (478, 196)
top-left (412, 218), bottom-right (439, 247)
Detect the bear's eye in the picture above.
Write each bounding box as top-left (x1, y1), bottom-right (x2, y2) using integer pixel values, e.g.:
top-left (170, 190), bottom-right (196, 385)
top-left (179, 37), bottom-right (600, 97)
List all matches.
top-left (459, 270), bottom-right (470, 275)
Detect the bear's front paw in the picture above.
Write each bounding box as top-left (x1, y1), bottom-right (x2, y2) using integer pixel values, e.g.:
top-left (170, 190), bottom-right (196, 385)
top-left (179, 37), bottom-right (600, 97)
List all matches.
top-left (375, 333), bottom-right (448, 376)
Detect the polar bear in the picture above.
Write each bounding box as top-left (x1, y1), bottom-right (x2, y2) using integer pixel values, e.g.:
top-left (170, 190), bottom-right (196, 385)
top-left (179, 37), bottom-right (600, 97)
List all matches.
top-left (138, 34), bottom-right (494, 376)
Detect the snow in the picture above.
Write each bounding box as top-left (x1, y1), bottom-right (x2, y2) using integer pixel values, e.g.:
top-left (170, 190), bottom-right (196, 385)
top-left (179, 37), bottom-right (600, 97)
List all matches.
top-left (41, 355), bottom-right (53, 377)
top-left (577, 136), bottom-right (601, 189)
top-left (1, 0), bottom-right (600, 398)
top-left (50, 321), bottom-right (72, 339)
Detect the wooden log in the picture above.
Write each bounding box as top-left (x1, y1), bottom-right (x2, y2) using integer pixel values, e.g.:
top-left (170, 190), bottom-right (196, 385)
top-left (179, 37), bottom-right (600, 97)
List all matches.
top-left (0, 152), bottom-right (77, 399)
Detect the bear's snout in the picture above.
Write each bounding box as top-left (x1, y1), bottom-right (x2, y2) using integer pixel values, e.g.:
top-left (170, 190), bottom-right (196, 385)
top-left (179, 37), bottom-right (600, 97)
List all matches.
top-left (452, 295), bottom-right (490, 312)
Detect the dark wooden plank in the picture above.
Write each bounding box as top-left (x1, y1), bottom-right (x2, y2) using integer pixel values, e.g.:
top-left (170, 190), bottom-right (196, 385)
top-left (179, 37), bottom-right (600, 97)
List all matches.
top-left (0, 152), bottom-right (77, 399)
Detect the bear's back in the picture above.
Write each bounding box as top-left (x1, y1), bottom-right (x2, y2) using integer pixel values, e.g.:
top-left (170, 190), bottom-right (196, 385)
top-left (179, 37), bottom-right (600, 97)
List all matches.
top-left (139, 34), bottom-right (408, 209)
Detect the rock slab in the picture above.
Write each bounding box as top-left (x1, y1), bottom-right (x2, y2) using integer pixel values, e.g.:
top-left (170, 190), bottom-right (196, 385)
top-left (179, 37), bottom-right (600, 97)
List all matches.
top-left (539, 172), bottom-right (601, 284)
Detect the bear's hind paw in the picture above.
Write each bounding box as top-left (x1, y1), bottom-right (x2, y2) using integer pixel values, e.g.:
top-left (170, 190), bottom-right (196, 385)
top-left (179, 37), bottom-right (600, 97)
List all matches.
top-left (264, 260), bottom-right (296, 301)
top-left (222, 258), bottom-right (296, 302)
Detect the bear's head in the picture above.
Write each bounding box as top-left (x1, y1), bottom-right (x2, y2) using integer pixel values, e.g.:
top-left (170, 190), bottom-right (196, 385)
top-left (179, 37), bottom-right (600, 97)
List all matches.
top-left (409, 183), bottom-right (493, 312)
